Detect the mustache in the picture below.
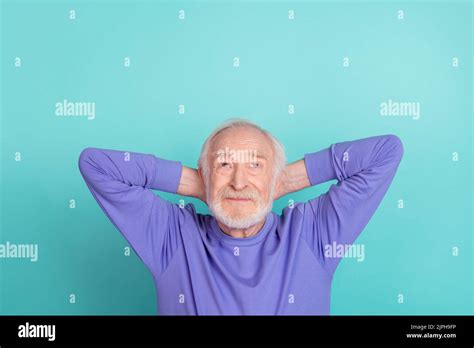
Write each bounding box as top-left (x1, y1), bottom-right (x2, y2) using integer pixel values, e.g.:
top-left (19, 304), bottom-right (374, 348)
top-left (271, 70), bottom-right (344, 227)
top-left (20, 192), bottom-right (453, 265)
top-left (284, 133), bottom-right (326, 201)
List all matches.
top-left (218, 188), bottom-right (258, 200)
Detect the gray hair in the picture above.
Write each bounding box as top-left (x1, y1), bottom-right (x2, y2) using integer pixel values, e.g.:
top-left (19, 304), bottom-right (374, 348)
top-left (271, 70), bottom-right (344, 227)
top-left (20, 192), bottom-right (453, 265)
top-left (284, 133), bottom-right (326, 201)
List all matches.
top-left (197, 118), bottom-right (286, 185)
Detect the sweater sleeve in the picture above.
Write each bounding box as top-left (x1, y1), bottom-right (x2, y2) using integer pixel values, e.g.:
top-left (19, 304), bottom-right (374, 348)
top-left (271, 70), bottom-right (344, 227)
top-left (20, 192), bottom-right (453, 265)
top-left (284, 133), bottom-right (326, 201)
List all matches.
top-left (78, 147), bottom-right (183, 276)
top-left (299, 134), bottom-right (404, 276)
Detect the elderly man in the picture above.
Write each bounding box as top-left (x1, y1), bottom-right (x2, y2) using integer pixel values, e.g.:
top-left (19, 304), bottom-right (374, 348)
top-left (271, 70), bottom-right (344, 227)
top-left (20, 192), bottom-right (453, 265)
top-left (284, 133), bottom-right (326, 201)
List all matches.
top-left (78, 119), bottom-right (403, 315)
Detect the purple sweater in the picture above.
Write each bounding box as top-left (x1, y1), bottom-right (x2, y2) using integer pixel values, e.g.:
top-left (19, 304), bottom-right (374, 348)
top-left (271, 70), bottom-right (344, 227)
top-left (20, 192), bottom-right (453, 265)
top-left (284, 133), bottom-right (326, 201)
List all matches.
top-left (78, 134), bottom-right (403, 315)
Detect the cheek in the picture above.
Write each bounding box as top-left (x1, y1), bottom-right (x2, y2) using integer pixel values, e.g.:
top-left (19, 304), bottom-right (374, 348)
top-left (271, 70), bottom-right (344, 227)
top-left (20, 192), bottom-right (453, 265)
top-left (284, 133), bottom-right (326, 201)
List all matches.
top-left (209, 179), bottom-right (227, 199)
top-left (251, 179), bottom-right (271, 199)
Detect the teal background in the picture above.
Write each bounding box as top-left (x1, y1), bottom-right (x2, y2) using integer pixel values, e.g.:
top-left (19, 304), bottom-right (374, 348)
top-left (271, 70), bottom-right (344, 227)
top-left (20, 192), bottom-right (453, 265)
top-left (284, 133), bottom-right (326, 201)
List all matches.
top-left (1, 0), bottom-right (472, 315)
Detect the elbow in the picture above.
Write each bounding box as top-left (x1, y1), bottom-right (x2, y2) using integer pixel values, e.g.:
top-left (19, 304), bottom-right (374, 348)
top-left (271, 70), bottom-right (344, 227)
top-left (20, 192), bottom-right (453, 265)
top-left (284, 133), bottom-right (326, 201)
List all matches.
top-left (385, 134), bottom-right (404, 161)
top-left (78, 147), bottom-right (98, 174)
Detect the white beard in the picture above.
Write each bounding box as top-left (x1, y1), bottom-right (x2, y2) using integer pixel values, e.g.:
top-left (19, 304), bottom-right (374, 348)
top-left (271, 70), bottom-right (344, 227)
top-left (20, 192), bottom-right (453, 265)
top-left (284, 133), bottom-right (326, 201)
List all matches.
top-left (207, 182), bottom-right (275, 230)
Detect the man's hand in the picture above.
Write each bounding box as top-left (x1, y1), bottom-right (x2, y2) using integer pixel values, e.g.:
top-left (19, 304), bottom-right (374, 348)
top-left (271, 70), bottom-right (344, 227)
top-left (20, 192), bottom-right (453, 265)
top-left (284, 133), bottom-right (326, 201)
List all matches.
top-left (177, 166), bottom-right (207, 204)
top-left (273, 159), bottom-right (311, 200)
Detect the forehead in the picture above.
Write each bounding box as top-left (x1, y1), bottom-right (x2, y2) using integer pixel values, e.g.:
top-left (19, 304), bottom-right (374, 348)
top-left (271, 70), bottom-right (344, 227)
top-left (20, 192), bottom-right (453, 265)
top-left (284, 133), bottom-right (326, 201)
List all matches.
top-left (209, 127), bottom-right (274, 159)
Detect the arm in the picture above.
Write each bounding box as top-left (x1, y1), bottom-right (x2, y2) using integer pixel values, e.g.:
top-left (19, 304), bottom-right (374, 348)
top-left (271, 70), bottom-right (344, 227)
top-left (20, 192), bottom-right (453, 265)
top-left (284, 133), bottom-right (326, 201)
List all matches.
top-left (78, 147), bottom-right (184, 276)
top-left (289, 134), bottom-right (404, 275)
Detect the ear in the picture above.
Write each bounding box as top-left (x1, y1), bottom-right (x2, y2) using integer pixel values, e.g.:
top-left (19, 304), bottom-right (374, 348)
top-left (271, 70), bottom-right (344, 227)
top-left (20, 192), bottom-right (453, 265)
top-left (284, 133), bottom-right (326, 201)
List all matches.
top-left (196, 167), bottom-right (208, 204)
top-left (272, 172), bottom-right (284, 200)
top-left (197, 167), bottom-right (203, 180)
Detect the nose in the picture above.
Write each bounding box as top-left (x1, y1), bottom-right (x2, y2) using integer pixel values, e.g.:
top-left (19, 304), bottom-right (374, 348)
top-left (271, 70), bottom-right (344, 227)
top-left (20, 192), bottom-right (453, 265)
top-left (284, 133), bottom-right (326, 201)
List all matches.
top-left (229, 163), bottom-right (248, 191)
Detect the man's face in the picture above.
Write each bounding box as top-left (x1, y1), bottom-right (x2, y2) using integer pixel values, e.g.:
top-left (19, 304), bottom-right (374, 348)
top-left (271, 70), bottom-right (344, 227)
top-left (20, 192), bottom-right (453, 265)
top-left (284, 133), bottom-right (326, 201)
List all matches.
top-left (205, 127), bottom-right (276, 229)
